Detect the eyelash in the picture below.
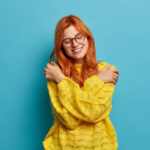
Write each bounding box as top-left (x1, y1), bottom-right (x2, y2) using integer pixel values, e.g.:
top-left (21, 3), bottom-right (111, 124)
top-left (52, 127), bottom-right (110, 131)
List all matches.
top-left (64, 33), bottom-right (82, 41)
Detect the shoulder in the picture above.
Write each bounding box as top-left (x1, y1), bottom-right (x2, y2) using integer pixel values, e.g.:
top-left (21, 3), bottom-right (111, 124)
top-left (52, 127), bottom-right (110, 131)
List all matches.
top-left (97, 61), bottom-right (117, 71)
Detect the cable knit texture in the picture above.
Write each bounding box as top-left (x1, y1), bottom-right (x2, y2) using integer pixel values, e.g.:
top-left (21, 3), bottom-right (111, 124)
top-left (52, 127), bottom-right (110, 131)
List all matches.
top-left (42, 61), bottom-right (118, 150)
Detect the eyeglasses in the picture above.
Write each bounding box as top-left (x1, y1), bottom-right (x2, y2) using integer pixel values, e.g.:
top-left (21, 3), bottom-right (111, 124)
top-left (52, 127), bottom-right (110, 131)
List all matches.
top-left (62, 33), bottom-right (86, 48)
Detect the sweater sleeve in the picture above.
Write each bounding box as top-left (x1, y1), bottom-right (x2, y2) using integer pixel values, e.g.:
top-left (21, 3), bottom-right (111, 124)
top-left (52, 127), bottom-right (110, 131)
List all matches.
top-left (47, 81), bottom-right (83, 129)
top-left (57, 62), bottom-right (117, 123)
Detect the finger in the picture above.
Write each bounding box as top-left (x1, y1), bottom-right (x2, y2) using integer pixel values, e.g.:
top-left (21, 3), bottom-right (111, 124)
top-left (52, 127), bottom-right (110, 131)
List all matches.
top-left (113, 75), bottom-right (118, 83)
top-left (113, 72), bottom-right (118, 79)
top-left (113, 72), bottom-right (119, 77)
top-left (51, 62), bottom-right (61, 69)
top-left (50, 62), bottom-right (56, 66)
top-left (111, 68), bottom-right (119, 74)
top-left (44, 68), bottom-right (49, 73)
top-left (44, 68), bottom-right (48, 71)
top-left (103, 65), bottom-right (112, 71)
top-left (43, 72), bottom-right (46, 75)
top-left (51, 61), bottom-right (59, 67)
top-left (46, 63), bottom-right (50, 68)
top-left (113, 75), bottom-right (118, 81)
top-left (112, 78), bottom-right (117, 84)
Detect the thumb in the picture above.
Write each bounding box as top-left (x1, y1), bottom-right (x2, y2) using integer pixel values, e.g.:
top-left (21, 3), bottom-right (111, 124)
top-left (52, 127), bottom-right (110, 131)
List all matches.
top-left (103, 65), bottom-right (112, 71)
top-left (50, 62), bottom-right (56, 66)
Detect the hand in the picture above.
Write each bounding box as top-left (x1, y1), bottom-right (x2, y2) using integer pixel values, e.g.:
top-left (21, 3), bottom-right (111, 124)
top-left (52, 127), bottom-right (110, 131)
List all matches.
top-left (43, 62), bottom-right (65, 84)
top-left (97, 65), bottom-right (119, 84)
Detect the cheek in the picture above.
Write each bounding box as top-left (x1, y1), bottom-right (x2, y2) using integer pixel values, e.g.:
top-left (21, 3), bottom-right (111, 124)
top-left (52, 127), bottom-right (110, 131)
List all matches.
top-left (83, 38), bottom-right (88, 48)
top-left (63, 47), bottom-right (72, 56)
top-left (65, 48), bottom-right (71, 53)
top-left (83, 42), bottom-right (88, 52)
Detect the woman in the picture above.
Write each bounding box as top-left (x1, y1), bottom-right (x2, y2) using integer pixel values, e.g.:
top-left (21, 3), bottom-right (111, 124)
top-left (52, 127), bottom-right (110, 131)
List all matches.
top-left (43, 15), bottom-right (119, 150)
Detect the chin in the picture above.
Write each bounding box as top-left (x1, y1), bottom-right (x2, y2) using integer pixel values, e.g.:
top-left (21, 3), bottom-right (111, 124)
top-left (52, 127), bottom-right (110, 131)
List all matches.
top-left (72, 53), bottom-right (86, 59)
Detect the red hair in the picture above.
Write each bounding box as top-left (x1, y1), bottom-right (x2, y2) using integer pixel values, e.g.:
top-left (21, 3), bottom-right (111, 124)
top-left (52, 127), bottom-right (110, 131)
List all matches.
top-left (49, 15), bottom-right (102, 87)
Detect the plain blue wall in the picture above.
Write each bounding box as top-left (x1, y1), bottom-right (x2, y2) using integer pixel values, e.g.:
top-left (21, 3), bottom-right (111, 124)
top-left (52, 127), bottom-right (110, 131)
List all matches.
top-left (0, 0), bottom-right (150, 149)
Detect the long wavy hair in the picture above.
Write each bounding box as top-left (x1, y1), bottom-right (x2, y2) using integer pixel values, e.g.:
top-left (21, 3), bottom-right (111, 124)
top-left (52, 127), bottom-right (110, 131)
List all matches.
top-left (49, 15), bottom-right (102, 88)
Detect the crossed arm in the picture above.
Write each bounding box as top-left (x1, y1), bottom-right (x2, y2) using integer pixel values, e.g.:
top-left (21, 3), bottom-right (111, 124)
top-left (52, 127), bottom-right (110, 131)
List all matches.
top-left (47, 62), bottom-right (117, 129)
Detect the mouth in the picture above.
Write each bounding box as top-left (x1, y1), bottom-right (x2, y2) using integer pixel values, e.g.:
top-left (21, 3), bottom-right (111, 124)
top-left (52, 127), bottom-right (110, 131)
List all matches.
top-left (72, 46), bottom-right (84, 53)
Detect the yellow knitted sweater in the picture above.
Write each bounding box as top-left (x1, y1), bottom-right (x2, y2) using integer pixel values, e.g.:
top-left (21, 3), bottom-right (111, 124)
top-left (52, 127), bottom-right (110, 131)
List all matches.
top-left (42, 61), bottom-right (118, 150)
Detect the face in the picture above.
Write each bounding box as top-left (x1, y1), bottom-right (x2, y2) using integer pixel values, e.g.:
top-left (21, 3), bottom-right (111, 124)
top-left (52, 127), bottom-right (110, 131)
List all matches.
top-left (62, 25), bottom-right (88, 64)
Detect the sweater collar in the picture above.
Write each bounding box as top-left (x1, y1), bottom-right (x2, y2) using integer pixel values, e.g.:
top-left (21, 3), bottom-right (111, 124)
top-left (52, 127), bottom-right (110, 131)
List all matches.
top-left (74, 63), bottom-right (83, 67)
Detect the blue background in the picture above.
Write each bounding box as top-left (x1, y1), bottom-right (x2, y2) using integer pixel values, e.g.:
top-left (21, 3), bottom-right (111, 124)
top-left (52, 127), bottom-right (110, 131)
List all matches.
top-left (0, 0), bottom-right (150, 149)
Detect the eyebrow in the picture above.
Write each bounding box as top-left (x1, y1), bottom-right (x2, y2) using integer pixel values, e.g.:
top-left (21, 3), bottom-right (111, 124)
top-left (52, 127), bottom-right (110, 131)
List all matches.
top-left (63, 32), bottom-right (80, 40)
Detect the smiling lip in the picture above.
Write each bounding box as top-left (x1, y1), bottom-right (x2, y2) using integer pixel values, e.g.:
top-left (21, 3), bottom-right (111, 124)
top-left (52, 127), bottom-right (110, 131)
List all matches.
top-left (72, 46), bottom-right (84, 52)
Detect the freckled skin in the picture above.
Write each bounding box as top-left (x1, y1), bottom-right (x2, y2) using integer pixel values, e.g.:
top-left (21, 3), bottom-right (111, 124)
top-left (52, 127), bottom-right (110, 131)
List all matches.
top-left (44, 25), bottom-right (119, 85)
top-left (62, 25), bottom-right (89, 64)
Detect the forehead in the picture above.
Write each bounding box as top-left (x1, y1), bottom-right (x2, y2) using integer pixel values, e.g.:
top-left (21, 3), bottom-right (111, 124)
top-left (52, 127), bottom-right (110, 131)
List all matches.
top-left (63, 25), bottom-right (80, 39)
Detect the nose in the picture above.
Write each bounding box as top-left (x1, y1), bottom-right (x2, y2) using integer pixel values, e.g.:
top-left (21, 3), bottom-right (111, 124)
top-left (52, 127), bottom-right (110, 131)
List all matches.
top-left (72, 39), bottom-right (78, 47)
